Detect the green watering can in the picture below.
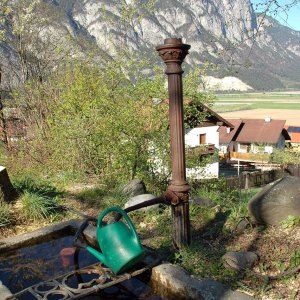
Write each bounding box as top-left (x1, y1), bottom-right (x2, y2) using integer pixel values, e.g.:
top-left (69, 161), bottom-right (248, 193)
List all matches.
top-left (86, 207), bottom-right (145, 274)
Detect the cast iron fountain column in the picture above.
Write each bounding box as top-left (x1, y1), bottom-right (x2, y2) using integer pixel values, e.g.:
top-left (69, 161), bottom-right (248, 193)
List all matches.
top-left (156, 38), bottom-right (191, 249)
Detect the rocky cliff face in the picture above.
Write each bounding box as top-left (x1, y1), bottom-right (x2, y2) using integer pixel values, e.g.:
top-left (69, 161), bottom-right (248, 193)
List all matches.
top-left (2, 0), bottom-right (300, 90)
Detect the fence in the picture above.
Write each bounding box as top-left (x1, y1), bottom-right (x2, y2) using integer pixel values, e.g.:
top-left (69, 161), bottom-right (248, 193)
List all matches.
top-left (286, 164), bottom-right (300, 177)
top-left (192, 164), bottom-right (300, 190)
top-left (224, 169), bottom-right (285, 189)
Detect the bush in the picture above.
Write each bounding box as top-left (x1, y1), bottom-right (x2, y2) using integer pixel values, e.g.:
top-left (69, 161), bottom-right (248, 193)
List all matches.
top-left (269, 149), bottom-right (300, 165)
top-left (9, 58), bottom-right (214, 188)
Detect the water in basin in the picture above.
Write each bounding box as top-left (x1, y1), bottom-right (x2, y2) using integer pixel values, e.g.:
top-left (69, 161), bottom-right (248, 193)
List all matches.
top-left (0, 235), bottom-right (163, 299)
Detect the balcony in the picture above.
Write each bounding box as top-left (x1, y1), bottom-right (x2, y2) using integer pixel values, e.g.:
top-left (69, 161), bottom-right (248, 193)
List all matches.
top-left (229, 152), bottom-right (270, 163)
top-left (186, 144), bottom-right (215, 156)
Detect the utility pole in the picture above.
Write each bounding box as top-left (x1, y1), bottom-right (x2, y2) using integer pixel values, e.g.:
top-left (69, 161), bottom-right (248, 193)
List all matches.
top-left (156, 38), bottom-right (191, 249)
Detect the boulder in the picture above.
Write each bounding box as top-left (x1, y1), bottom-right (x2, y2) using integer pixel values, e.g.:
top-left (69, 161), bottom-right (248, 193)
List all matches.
top-left (248, 176), bottom-right (300, 225)
top-left (122, 179), bottom-right (146, 197)
top-left (222, 251), bottom-right (258, 272)
top-left (0, 166), bottom-right (18, 203)
top-left (124, 194), bottom-right (159, 211)
top-left (235, 219), bottom-right (251, 234)
top-left (0, 280), bottom-right (13, 300)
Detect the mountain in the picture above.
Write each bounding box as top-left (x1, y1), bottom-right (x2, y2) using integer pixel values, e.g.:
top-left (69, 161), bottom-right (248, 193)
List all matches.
top-left (1, 0), bottom-right (300, 91)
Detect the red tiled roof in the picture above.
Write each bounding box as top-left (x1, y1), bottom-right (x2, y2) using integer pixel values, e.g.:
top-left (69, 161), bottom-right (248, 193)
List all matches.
top-left (220, 118), bottom-right (290, 144)
top-left (285, 126), bottom-right (300, 143)
top-left (219, 119), bottom-right (243, 144)
top-left (235, 119), bottom-right (287, 144)
top-left (289, 132), bottom-right (300, 143)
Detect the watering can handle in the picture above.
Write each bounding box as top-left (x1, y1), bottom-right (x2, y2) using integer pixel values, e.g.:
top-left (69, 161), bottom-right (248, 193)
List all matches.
top-left (97, 207), bottom-right (139, 237)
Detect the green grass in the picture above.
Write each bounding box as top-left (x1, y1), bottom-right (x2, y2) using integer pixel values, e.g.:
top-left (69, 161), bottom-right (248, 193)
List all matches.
top-left (290, 246), bottom-right (300, 269)
top-left (213, 91), bottom-right (300, 112)
top-left (225, 188), bottom-right (261, 228)
top-left (214, 102), bottom-right (300, 112)
top-left (216, 92), bottom-right (300, 101)
top-left (137, 184), bottom-right (261, 281)
top-left (13, 176), bottom-right (63, 198)
top-left (0, 201), bottom-right (14, 227)
top-left (280, 215), bottom-right (300, 229)
top-left (76, 187), bottom-right (128, 208)
top-left (20, 191), bottom-right (61, 221)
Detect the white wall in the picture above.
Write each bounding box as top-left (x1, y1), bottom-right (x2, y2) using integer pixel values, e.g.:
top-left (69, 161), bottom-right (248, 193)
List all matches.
top-left (237, 143), bottom-right (248, 153)
top-left (151, 126), bottom-right (221, 180)
top-left (185, 126), bottom-right (219, 148)
top-left (219, 144), bottom-right (228, 154)
top-left (264, 145), bottom-right (273, 154)
top-left (185, 126), bottom-right (219, 179)
top-left (186, 162), bottom-right (219, 179)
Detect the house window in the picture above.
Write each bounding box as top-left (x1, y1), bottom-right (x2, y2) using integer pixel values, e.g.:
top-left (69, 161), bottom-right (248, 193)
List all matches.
top-left (199, 134), bottom-right (206, 144)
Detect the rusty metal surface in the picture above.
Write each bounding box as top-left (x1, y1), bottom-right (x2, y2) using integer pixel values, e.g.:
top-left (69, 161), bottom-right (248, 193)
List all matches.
top-left (163, 190), bottom-right (188, 206)
top-left (156, 38), bottom-right (191, 247)
top-left (156, 38), bottom-right (190, 199)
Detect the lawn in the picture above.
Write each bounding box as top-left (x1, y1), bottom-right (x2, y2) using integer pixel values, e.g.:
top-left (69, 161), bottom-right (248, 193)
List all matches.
top-left (216, 92), bottom-right (300, 101)
top-left (213, 92), bottom-right (300, 113)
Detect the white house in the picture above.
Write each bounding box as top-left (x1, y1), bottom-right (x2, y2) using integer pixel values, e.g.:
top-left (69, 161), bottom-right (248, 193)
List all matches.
top-left (184, 103), bottom-right (233, 179)
top-left (219, 117), bottom-right (291, 163)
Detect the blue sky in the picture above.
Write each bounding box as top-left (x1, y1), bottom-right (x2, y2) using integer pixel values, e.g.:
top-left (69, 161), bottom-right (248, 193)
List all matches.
top-left (251, 0), bottom-right (300, 31)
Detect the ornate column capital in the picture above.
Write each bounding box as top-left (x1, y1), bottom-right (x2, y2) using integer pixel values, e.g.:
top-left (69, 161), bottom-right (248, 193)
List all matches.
top-left (156, 38), bottom-right (190, 74)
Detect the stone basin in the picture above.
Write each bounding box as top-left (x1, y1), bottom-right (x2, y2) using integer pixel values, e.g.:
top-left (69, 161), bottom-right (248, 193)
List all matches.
top-left (0, 220), bottom-right (256, 300)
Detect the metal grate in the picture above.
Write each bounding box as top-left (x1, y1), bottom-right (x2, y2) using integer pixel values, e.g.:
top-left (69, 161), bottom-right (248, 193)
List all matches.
top-left (8, 258), bottom-right (160, 300)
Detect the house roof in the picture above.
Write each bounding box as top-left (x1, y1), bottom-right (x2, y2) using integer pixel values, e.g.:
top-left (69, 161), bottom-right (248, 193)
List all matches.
top-left (220, 118), bottom-right (290, 144)
top-left (195, 102), bottom-right (234, 128)
top-left (289, 132), bottom-right (300, 143)
top-left (285, 125), bottom-right (300, 143)
top-left (164, 99), bottom-right (233, 128)
top-left (219, 119), bottom-right (243, 144)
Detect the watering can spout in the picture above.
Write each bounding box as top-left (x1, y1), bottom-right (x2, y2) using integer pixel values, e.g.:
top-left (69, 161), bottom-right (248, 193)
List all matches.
top-left (86, 246), bottom-right (107, 266)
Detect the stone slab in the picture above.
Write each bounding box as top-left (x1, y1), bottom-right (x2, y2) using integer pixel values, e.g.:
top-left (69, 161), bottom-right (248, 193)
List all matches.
top-left (151, 263), bottom-right (256, 300)
top-left (0, 219), bottom-right (81, 252)
top-left (0, 281), bottom-right (12, 300)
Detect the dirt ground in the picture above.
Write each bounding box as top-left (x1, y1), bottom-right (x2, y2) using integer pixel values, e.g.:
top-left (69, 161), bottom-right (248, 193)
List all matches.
top-left (230, 225), bottom-right (300, 300)
top-left (220, 109), bottom-right (300, 126)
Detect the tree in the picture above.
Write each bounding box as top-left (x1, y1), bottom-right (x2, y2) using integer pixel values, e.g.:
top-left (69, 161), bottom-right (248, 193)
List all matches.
top-left (0, 0), bottom-right (216, 187)
top-left (269, 149), bottom-right (300, 166)
top-left (10, 53), bottom-right (214, 188)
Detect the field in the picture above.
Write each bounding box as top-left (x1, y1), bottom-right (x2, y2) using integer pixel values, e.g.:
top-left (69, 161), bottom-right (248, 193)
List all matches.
top-left (213, 91), bottom-right (300, 126)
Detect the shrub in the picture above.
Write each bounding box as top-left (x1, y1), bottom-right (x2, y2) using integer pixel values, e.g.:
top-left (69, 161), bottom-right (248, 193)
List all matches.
top-left (9, 58), bottom-right (214, 188)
